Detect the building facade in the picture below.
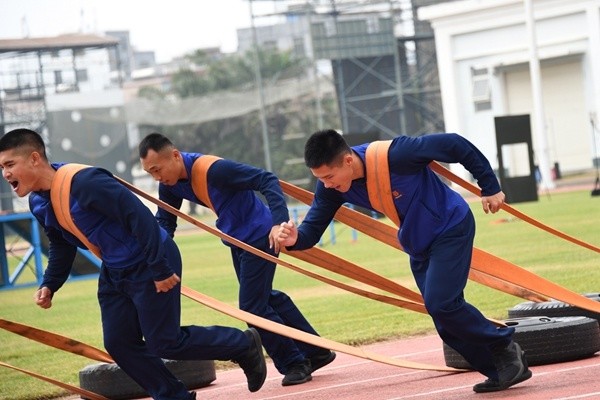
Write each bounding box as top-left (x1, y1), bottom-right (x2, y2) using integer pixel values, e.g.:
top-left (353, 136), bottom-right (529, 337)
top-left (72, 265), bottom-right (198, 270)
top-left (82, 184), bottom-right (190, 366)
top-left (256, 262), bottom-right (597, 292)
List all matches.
top-left (419, 0), bottom-right (600, 181)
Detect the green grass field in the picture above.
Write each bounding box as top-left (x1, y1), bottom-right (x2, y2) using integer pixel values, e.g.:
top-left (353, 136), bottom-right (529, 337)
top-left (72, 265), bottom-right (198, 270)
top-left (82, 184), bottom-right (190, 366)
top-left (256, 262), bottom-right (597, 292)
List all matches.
top-left (0, 189), bottom-right (598, 399)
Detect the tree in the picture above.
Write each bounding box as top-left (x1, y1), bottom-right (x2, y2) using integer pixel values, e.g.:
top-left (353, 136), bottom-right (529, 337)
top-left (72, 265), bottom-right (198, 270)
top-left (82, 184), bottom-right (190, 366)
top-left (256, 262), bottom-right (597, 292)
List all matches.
top-left (137, 86), bottom-right (166, 100)
top-left (171, 69), bottom-right (212, 98)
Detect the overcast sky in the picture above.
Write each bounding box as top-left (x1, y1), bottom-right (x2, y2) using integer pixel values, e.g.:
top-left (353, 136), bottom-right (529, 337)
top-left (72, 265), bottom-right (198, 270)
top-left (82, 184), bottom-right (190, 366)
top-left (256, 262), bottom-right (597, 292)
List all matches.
top-left (0, 0), bottom-right (285, 62)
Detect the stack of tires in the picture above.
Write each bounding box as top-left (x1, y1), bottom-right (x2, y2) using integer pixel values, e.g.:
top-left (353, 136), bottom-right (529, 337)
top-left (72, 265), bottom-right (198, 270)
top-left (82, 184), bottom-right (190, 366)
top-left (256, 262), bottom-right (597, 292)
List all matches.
top-left (443, 293), bottom-right (600, 369)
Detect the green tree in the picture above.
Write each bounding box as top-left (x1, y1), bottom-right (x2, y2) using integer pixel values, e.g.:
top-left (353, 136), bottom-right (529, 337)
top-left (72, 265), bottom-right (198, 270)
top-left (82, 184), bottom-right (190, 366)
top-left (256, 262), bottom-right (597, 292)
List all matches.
top-left (173, 48), bottom-right (307, 95)
top-left (171, 69), bottom-right (212, 98)
top-left (137, 85), bottom-right (166, 100)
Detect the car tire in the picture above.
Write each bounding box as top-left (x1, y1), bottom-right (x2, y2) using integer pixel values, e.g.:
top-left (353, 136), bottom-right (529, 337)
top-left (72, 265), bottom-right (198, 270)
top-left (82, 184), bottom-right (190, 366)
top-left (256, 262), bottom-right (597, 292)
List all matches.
top-left (79, 359), bottom-right (216, 400)
top-left (443, 316), bottom-right (600, 369)
top-left (507, 293), bottom-right (600, 322)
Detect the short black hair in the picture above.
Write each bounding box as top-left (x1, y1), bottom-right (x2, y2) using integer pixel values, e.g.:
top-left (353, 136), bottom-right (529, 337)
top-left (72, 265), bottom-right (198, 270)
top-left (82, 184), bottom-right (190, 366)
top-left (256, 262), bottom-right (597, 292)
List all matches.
top-left (0, 128), bottom-right (47, 160)
top-left (304, 129), bottom-right (351, 168)
top-left (138, 132), bottom-right (174, 158)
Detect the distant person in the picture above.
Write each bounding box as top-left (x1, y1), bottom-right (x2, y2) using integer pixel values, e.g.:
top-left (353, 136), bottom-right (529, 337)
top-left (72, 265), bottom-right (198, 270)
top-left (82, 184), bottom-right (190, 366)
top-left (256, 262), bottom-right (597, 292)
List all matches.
top-left (277, 129), bottom-right (532, 393)
top-left (0, 128), bottom-right (267, 400)
top-left (138, 133), bottom-right (335, 387)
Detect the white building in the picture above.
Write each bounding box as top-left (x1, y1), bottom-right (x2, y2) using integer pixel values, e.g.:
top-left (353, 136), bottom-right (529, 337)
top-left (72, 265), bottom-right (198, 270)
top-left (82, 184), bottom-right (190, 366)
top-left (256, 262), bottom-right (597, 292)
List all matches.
top-left (419, 0), bottom-right (600, 183)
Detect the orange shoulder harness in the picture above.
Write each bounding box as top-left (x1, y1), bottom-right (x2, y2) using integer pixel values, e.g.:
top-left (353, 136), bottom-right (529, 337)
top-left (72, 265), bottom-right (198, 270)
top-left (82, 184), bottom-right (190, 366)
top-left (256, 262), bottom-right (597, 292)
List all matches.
top-left (50, 163), bottom-right (101, 259)
top-left (365, 140), bottom-right (401, 226)
top-left (190, 155), bottom-right (221, 213)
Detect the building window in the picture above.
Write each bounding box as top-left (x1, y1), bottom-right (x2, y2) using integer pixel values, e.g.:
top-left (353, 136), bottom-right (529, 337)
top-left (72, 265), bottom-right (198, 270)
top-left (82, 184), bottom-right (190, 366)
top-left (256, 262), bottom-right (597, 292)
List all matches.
top-left (54, 70), bottom-right (63, 85)
top-left (471, 67), bottom-right (491, 111)
top-left (76, 69), bottom-right (88, 82)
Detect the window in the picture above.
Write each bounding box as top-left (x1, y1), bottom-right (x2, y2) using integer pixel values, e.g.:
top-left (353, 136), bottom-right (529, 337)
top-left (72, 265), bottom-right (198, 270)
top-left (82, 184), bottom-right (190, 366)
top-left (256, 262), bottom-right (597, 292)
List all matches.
top-left (76, 69), bottom-right (88, 82)
top-left (54, 70), bottom-right (63, 85)
top-left (471, 67), bottom-right (491, 111)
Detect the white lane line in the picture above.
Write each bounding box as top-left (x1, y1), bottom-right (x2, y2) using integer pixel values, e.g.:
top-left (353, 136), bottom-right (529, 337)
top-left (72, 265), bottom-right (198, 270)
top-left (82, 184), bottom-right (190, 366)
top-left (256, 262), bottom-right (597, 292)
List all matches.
top-left (258, 370), bottom-right (425, 399)
top-left (387, 362), bottom-right (600, 399)
top-left (200, 347), bottom-right (443, 395)
top-left (552, 393), bottom-right (600, 400)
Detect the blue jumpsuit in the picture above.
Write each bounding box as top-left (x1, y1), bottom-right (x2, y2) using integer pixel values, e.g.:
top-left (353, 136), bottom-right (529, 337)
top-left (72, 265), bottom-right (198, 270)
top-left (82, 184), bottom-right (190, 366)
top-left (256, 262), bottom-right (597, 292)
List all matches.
top-left (31, 165), bottom-right (252, 400)
top-left (156, 153), bottom-right (325, 374)
top-left (288, 133), bottom-right (514, 380)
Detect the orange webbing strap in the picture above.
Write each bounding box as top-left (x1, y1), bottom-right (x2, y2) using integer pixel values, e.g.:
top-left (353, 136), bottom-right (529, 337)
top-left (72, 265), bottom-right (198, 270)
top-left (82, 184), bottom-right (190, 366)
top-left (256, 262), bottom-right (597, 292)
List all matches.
top-left (365, 140), bottom-right (401, 226)
top-left (281, 247), bottom-right (423, 303)
top-left (280, 181), bottom-right (600, 314)
top-left (0, 318), bottom-right (113, 363)
top-left (115, 176), bottom-right (425, 310)
top-left (470, 246), bottom-right (600, 313)
top-left (364, 145), bottom-right (551, 303)
top-left (180, 286), bottom-right (461, 373)
top-left (187, 157), bottom-right (423, 303)
top-left (50, 163), bottom-right (101, 259)
top-left (117, 178), bottom-right (467, 369)
top-left (0, 361), bottom-right (110, 400)
top-left (117, 177), bottom-right (511, 326)
top-left (191, 155), bottom-right (222, 212)
top-left (468, 269), bottom-right (548, 303)
top-left (428, 161), bottom-right (600, 254)
top-left (280, 180), bottom-right (549, 303)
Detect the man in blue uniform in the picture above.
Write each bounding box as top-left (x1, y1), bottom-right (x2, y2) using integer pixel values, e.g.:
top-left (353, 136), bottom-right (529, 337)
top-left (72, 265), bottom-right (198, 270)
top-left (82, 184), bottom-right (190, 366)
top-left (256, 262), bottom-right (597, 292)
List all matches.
top-left (277, 129), bottom-right (532, 393)
top-left (138, 133), bottom-right (335, 387)
top-left (0, 128), bottom-right (267, 400)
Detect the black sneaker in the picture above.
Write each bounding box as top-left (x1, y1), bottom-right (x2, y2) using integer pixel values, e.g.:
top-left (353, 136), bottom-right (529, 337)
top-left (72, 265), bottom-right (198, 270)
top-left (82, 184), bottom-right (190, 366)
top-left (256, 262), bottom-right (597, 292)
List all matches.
top-left (282, 359), bottom-right (312, 386)
top-left (187, 391), bottom-right (197, 400)
top-left (309, 350), bottom-right (336, 373)
top-left (473, 341), bottom-right (532, 393)
top-left (234, 328), bottom-right (267, 392)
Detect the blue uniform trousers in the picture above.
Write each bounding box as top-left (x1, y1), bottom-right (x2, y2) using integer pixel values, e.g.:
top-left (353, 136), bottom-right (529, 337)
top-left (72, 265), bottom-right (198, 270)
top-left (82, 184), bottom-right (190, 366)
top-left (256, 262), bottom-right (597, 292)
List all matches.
top-left (409, 210), bottom-right (514, 380)
top-left (99, 236), bottom-right (250, 400)
top-left (230, 235), bottom-right (325, 374)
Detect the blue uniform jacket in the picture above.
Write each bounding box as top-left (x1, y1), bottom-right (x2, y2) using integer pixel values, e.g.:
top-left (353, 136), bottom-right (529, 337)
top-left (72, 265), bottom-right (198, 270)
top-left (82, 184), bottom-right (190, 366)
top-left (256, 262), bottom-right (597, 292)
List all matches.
top-left (30, 165), bottom-right (173, 293)
top-left (290, 133), bottom-right (501, 260)
top-left (156, 152), bottom-right (289, 245)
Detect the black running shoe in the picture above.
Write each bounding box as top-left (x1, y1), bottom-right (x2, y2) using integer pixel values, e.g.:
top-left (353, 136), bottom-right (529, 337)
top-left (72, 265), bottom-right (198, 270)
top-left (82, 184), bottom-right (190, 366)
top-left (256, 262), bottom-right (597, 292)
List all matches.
top-left (235, 328), bottom-right (267, 392)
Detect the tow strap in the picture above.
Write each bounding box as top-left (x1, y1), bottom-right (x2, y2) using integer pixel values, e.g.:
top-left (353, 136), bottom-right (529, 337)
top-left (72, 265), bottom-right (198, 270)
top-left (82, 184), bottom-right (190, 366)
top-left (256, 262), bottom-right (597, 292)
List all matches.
top-left (284, 173), bottom-right (600, 313)
top-left (364, 140), bottom-right (600, 254)
top-left (0, 361), bottom-right (109, 400)
top-left (191, 156), bottom-right (422, 303)
top-left (180, 286), bottom-right (460, 372)
top-left (287, 139), bottom-right (599, 313)
top-left (427, 161), bottom-right (600, 254)
top-left (0, 318), bottom-right (112, 363)
top-left (278, 180), bottom-right (549, 303)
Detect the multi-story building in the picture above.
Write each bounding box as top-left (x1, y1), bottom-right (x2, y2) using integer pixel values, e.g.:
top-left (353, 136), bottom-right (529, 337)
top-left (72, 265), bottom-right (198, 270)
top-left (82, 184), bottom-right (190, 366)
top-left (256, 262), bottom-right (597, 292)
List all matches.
top-left (0, 32), bottom-right (132, 211)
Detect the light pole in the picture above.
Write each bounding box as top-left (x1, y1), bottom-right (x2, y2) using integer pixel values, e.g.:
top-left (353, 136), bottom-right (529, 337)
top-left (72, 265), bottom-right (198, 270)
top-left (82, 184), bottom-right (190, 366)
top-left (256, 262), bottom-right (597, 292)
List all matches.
top-left (524, 0), bottom-right (555, 190)
top-left (249, 0), bottom-right (273, 172)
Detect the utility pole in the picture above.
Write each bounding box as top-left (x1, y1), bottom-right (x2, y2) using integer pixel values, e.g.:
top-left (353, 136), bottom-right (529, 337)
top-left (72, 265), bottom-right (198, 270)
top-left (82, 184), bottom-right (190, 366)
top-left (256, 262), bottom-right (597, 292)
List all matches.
top-left (249, 0), bottom-right (273, 171)
top-left (524, 0), bottom-right (555, 190)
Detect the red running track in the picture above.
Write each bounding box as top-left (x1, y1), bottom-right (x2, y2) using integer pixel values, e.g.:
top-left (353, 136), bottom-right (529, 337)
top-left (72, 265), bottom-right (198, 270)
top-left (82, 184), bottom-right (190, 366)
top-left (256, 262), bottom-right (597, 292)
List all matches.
top-left (61, 334), bottom-right (600, 400)
top-left (194, 334), bottom-right (600, 400)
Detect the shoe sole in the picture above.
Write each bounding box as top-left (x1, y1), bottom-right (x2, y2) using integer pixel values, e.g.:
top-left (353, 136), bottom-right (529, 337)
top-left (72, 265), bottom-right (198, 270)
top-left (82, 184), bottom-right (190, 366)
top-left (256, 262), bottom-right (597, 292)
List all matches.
top-left (247, 328), bottom-right (267, 393)
top-left (311, 351), bottom-right (337, 373)
top-left (474, 368), bottom-right (532, 393)
top-left (282, 375), bottom-right (313, 386)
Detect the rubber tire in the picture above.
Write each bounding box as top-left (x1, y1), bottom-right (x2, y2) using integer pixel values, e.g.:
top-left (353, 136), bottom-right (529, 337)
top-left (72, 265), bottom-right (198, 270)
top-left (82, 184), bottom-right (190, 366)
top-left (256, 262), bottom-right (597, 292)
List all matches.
top-left (443, 316), bottom-right (600, 369)
top-left (79, 359), bottom-right (216, 400)
top-left (507, 293), bottom-right (600, 322)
